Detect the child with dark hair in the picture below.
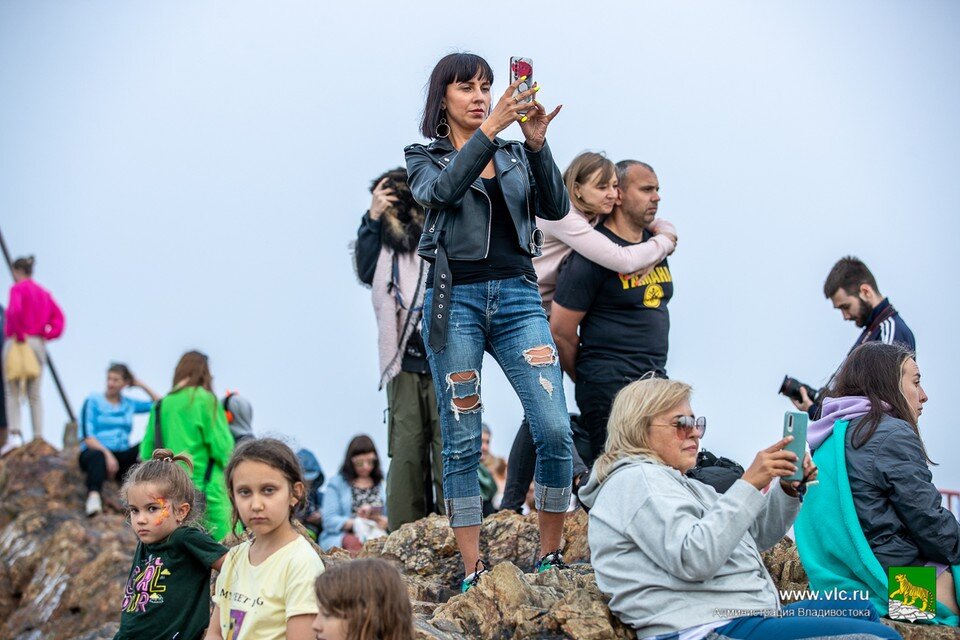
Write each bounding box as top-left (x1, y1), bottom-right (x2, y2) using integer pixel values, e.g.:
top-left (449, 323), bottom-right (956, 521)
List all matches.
top-left (206, 438), bottom-right (324, 640)
top-left (320, 435), bottom-right (387, 553)
top-left (114, 448), bottom-right (227, 640)
top-left (312, 558), bottom-right (414, 640)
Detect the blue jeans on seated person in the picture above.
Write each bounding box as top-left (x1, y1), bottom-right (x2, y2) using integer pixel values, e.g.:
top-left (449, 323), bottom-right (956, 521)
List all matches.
top-left (715, 599), bottom-right (901, 639)
top-left (422, 276), bottom-right (573, 528)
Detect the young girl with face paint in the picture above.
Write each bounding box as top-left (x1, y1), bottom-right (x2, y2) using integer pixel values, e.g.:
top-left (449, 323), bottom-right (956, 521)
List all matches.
top-left (205, 438), bottom-right (324, 640)
top-left (115, 448), bottom-right (228, 640)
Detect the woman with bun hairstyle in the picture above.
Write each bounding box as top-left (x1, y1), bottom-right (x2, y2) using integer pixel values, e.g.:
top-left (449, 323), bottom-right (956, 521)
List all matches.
top-left (140, 351), bottom-right (235, 540)
top-left (80, 362), bottom-right (161, 516)
top-left (3, 255), bottom-right (65, 443)
top-left (405, 52), bottom-right (574, 590)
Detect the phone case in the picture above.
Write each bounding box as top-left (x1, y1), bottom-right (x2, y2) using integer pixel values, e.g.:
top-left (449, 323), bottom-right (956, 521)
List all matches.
top-left (782, 411), bottom-right (808, 482)
top-left (510, 57), bottom-right (534, 108)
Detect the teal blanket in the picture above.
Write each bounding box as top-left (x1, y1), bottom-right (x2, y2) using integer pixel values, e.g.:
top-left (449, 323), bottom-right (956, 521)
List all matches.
top-left (795, 419), bottom-right (958, 626)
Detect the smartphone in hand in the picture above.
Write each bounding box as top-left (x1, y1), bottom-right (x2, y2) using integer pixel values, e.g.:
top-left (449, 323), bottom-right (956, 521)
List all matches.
top-left (510, 57), bottom-right (534, 112)
top-left (782, 411), bottom-right (808, 482)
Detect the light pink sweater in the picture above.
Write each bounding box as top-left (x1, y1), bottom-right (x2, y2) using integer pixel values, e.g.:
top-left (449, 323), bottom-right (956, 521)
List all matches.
top-left (534, 203), bottom-right (677, 314)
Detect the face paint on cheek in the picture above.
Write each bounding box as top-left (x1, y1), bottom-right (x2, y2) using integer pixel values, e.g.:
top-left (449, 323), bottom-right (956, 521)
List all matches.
top-left (154, 497), bottom-right (171, 526)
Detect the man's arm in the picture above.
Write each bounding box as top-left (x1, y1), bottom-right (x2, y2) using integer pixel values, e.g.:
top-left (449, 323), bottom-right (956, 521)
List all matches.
top-left (551, 303), bottom-right (586, 381)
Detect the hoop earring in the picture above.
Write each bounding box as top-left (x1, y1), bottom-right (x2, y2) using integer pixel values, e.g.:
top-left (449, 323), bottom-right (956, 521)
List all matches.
top-left (435, 113), bottom-right (450, 139)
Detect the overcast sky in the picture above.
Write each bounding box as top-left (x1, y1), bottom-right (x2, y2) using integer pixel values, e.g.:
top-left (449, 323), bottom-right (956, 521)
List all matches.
top-left (2, 2), bottom-right (958, 494)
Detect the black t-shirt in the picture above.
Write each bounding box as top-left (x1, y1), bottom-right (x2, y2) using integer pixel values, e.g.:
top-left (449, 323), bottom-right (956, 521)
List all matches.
top-left (554, 224), bottom-right (673, 382)
top-left (114, 526), bottom-right (227, 640)
top-left (427, 177), bottom-right (535, 286)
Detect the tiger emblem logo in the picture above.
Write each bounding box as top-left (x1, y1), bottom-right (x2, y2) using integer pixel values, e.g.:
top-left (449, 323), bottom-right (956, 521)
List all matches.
top-left (890, 573), bottom-right (934, 612)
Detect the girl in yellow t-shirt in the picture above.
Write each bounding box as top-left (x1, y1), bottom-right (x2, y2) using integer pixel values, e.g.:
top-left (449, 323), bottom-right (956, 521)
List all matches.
top-left (205, 439), bottom-right (324, 640)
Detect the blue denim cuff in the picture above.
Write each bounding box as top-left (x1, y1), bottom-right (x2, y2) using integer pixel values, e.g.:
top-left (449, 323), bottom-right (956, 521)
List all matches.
top-left (445, 496), bottom-right (483, 528)
top-left (534, 482), bottom-right (572, 513)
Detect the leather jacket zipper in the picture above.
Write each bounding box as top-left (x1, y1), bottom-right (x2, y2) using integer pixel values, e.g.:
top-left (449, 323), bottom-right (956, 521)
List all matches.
top-left (470, 181), bottom-right (493, 259)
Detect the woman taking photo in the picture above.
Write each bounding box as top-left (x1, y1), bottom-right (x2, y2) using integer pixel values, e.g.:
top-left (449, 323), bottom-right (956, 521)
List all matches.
top-left (580, 377), bottom-right (901, 640)
top-left (405, 52), bottom-right (574, 591)
top-left (139, 350), bottom-right (235, 540)
top-left (797, 342), bottom-right (959, 624)
top-left (3, 256), bottom-right (64, 444)
top-left (320, 435), bottom-right (388, 553)
top-left (79, 362), bottom-right (160, 516)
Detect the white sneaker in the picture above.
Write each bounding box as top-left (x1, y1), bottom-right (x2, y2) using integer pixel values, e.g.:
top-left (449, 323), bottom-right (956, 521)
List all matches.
top-left (85, 492), bottom-right (103, 517)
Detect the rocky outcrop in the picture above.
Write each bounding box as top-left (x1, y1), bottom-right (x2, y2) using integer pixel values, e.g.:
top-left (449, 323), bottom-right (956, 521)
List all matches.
top-left (1, 441), bottom-right (955, 639)
top-left (0, 440), bottom-right (136, 640)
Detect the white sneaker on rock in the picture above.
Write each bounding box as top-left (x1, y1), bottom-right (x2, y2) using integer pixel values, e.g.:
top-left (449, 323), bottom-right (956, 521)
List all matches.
top-left (85, 492), bottom-right (103, 517)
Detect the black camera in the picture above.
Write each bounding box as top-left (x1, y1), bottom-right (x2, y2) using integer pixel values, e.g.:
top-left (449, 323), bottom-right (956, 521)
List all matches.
top-left (779, 375), bottom-right (820, 404)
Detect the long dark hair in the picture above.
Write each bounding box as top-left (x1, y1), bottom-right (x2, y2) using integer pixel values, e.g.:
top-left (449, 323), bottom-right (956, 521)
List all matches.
top-left (225, 438), bottom-right (306, 533)
top-left (419, 52), bottom-right (494, 140)
top-left (339, 435), bottom-right (382, 484)
top-left (828, 342), bottom-right (932, 463)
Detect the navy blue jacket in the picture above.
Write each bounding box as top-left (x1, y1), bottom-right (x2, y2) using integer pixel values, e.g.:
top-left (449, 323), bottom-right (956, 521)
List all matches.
top-left (848, 298), bottom-right (915, 354)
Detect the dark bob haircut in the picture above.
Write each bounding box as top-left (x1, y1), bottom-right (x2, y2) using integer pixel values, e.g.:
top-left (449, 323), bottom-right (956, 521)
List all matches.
top-left (339, 434), bottom-right (383, 485)
top-left (420, 53), bottom-right (494, 140)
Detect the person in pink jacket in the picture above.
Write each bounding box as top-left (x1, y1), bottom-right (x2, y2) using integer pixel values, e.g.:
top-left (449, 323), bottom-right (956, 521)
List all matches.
top-left (3, 256), bottom-right (64, 444)
top-left (500, 152), bottom-right (678, 512)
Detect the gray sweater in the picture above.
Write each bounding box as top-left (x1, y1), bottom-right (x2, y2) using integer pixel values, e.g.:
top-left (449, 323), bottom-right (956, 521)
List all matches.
top-left (578, 455), bottom-right (800, 638)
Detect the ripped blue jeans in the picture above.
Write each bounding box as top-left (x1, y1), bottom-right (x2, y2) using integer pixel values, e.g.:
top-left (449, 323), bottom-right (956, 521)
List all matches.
top-left (422, 276), bottom-right (573, 527)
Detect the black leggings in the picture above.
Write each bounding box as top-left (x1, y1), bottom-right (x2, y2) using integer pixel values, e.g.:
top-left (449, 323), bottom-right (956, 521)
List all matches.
top-left (501, 416), bottom-right (589, 513)
top-left (79, 445), bottom-right (140, 492)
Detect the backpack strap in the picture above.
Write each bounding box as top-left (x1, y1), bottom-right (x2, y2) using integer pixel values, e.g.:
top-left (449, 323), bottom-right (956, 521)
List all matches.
top-left (153, 398), bottom-right (164, 450)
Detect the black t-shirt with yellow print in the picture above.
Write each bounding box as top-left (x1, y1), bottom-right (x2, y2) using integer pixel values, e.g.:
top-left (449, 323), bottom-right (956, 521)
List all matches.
top-left (554, 224), bottom-right (672, 382)
top-left (114, 526), bottom-right (227, 640)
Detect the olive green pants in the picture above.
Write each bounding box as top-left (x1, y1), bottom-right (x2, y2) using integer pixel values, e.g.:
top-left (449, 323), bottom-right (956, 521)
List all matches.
top-left (385, 371), bottom-right (444, 530)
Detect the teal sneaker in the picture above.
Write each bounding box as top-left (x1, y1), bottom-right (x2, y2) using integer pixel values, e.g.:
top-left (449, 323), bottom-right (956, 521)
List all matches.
top-left (461, 559), bottom-right (490, 593)
top-left (536, 549), bottom-right (568, 573)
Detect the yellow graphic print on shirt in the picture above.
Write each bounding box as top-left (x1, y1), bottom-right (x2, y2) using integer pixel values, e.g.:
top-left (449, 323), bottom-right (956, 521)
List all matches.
top-left (121, 556), bottom-right (170, 612)
top-left (617, 266), bottom-right (672, 308)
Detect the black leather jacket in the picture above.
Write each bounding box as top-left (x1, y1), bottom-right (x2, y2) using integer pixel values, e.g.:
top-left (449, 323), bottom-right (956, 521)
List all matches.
top-left (404, 128), bottom-right (569, 262)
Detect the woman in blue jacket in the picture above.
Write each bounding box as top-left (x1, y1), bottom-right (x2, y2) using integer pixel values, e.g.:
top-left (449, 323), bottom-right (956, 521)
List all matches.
top-left (404, 52), bottom-right (573, 592)
top-left (320, 435), bottom-right (387, 553)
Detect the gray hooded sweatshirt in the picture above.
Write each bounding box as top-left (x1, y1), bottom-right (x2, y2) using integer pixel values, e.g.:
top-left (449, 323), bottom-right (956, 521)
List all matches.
top-left (578, 455), bottom-right (800, 638)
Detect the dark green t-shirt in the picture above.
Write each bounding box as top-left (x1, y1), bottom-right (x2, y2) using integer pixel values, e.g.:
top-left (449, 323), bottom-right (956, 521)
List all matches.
top-left (114, 526), bottom-right (227, 640)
